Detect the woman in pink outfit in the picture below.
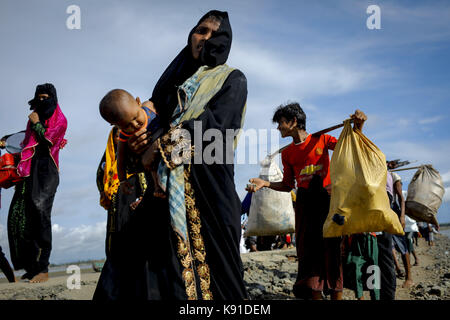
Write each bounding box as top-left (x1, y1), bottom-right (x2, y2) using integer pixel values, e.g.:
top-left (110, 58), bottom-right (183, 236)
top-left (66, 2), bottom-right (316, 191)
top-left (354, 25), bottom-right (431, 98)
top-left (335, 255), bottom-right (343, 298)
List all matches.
top-left (8, 83), bottom-right (67, 283)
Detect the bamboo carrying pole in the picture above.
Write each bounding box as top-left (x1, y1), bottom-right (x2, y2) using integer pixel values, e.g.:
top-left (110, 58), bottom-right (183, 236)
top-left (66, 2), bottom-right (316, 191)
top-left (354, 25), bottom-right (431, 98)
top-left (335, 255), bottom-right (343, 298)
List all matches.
top-left (269, 118), bottom-right (354, 157)
top-left (390, 165), bottom-right (429, 172)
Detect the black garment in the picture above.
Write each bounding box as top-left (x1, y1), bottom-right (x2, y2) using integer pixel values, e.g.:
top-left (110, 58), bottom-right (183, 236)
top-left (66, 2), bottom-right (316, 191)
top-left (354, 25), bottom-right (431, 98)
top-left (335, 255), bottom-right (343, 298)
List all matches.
top-left (293, 176), bottom-right (343, 298)
top-left (130, 10), bottom-right (247, 301)
top-left (28, 83), bottom-right (58, 122)
top-left (8, 142), bottom-right (59, 275)
top-left (93, 175), bottom-right (146, 300)
top-left (95, 153), bottom-right (106, 196)
top-left (133, 70), bottom-right (248, 300)
top-left (198, 10), bottom-right (232, 68)
top-left (0, 245), bottom-right (15, 282)
top-left (376, 232), bottom-right (396, 300)
top-left (180, 70), bottom-right (248, 300)
top-left (24, 142), bottom-right (59, 275)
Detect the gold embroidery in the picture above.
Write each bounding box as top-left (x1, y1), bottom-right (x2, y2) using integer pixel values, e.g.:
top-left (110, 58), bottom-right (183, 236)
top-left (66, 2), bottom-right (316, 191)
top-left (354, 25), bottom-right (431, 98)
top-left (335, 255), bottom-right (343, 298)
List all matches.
top-left (184, 164), bottom-right (213, 300)
top-left (157, 125), bottom-right (195, 170)
top-left (176, 234), bottom-right (197, 300)
top-left (137, 172), bottom-right (147, 195)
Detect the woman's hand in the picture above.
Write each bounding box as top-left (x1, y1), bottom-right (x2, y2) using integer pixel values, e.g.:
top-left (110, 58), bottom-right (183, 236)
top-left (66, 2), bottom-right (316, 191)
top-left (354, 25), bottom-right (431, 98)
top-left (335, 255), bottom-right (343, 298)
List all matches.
top-left (128, 128), bottom-right (151, 155)
top-left (350, 109), bottom-right (367, 131)
top-left (400, 215), bottom-right (406, 230)
top-left (28, 111), bottom-right (40, 124)
top-left (245, 178), bottom-right (269, 193)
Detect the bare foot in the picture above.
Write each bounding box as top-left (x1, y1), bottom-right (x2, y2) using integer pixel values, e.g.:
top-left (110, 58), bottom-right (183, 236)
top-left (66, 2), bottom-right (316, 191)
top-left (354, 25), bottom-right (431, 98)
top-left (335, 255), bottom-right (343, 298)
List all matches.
top-left (402, 279), bottom-right (414, 288)
top-left (130, 198), bottom-right (142, 211)
top-left (29, 272), bottom-right (49, 283)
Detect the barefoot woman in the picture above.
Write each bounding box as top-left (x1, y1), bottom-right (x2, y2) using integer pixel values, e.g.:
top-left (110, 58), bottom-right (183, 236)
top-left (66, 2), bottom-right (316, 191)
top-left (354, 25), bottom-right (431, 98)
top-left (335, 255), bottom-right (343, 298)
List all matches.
top-left (8, 83), bottom-right (67, 283)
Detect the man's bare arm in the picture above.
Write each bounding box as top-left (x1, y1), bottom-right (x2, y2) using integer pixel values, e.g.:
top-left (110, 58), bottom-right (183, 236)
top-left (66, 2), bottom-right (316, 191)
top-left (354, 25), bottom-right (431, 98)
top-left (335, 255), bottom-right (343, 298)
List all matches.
top-left (246, 177), bottom-right (292, 193)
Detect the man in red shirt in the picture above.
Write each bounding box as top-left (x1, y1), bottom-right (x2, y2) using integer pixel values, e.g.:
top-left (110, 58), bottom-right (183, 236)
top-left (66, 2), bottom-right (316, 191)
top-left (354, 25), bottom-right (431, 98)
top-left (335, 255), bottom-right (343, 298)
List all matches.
top-left (247, 102), bottom-right (367, 300)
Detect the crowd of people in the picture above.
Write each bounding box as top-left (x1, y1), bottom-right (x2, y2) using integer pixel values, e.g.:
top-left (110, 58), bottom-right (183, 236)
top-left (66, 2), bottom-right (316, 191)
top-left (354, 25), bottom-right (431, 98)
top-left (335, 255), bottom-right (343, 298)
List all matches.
top-left (0, 10), bottom-right (441, 302)
top-left (245, 103), bottom-right (439, 300)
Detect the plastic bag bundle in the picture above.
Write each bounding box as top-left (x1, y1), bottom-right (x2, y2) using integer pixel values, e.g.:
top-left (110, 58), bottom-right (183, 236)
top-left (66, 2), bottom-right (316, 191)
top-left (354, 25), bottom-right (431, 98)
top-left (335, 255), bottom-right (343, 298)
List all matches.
top-left (406, 165), bottom-right (444, 225)
top-left (245, 155), bottom-right (295, 236)
top-left (0, 153), bottom-right (22, 189)
top-left (323, 121), bottom-right (404, 237)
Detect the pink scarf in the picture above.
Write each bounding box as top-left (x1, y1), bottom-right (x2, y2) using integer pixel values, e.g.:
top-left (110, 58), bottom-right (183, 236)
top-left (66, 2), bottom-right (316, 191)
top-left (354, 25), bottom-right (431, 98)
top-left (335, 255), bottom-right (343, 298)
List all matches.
top-left (17, 104), bottom-right (67, 177)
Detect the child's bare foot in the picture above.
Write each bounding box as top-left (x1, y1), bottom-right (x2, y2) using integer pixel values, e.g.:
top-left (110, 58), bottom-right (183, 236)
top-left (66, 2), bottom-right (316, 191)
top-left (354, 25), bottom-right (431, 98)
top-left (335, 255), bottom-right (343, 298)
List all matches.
top-left (402, 279), bottom-right (414, 288)
top-left (29, 272), bottom-right (49, 283)
top-left (130, 197), bottom-right (142, 211)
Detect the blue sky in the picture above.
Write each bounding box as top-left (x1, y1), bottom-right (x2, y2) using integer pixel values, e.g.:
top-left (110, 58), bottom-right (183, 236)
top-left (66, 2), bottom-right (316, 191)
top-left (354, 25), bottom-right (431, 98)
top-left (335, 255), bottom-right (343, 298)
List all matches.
top-left (0, 0), bottom-right (449, 264)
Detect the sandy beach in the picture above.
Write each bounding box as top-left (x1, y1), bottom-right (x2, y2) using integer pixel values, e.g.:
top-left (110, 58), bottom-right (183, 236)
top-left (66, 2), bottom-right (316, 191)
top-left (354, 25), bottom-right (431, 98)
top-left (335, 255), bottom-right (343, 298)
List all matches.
top-left (0, 232), bottom-right (449, 300)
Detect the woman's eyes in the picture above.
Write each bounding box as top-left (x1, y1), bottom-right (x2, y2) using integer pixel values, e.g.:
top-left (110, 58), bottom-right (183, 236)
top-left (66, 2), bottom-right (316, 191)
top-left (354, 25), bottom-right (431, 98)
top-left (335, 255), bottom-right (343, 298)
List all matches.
top-left (195, 27), bottom-right (209, 34)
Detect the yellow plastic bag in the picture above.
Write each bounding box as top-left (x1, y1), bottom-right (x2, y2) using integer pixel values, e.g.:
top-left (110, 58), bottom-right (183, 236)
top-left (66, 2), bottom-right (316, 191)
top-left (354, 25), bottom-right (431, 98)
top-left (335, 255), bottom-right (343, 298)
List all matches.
top-left (323, 121), bottom-right (404, 237)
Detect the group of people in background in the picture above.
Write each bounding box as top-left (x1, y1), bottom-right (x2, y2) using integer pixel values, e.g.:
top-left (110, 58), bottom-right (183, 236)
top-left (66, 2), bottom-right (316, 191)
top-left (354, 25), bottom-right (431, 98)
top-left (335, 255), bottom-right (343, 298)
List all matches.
top-left (245, 102), bottom-right (439, 300)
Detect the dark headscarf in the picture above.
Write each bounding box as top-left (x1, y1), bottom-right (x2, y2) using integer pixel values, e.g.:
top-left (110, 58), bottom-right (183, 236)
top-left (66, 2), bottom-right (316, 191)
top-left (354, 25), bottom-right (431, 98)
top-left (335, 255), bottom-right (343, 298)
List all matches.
top-left (150, 10), bottom-right (232, 128)
top-left (28, 83), bottom-right (58, 122)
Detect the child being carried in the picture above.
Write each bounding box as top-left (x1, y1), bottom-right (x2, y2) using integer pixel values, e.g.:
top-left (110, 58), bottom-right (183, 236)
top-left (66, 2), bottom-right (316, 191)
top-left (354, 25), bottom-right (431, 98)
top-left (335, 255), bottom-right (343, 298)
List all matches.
top-left (99, 89), bottom-right (165, 198)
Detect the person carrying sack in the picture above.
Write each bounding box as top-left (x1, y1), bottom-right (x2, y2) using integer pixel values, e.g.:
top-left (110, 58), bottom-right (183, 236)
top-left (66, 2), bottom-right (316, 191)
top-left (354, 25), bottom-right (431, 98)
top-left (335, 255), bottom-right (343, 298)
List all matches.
top-left (247, 102), bottom-right (367, 300)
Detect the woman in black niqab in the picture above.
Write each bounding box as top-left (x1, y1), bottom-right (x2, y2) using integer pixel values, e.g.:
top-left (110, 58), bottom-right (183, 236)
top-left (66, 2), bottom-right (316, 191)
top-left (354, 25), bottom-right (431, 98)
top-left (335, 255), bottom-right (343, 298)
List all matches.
top-left (28, 83), bottom-right (58, 122)
top-left (149, 10), bottom-right (232, 129)
top-left (120, 10), bottom-right (249, 301)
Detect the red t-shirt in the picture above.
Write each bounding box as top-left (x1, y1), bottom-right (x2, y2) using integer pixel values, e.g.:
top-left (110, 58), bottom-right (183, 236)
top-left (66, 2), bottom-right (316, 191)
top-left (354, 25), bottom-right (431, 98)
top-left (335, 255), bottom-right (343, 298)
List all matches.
top-left (281, 134), bottom-right (337, 189)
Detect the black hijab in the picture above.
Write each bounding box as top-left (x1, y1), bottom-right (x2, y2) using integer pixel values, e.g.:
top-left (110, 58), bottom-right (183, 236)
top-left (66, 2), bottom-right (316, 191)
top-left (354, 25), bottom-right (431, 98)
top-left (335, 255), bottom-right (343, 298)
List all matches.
top-left (28, 83), bottom-right (58, 122)
top-left (150, 10), bottom-right (232, 128)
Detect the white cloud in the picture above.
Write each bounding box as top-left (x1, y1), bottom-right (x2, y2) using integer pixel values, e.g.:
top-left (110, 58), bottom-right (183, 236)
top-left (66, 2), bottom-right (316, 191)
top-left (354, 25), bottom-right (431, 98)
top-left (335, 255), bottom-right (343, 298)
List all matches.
top-left (0, 221), bottom-right (106, 265)
top-left (51, 222), bottom-right (106, 264)
top-left (441, 171), bottom-right (450, 184)
top-left (419, 116), bottom-right (445, 125)
top-left (230, 42), bottom-right (380, 99)
top-left (444, 188), bottom-right (450, 202)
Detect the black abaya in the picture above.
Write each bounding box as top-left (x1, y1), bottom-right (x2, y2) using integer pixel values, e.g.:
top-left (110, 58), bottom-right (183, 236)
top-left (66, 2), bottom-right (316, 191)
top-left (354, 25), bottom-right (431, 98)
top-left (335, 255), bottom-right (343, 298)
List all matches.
top-left (131, 69), bottom-right (248, 300)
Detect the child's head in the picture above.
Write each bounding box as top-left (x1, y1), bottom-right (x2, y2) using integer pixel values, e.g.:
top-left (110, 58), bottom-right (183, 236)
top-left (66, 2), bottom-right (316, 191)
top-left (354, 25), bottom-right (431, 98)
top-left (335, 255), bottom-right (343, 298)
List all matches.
top-left (99, 89), bottom-right (146, 134)
top-left (272, 102), bottom-right (306, 137)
